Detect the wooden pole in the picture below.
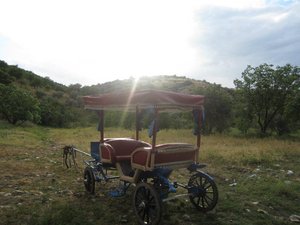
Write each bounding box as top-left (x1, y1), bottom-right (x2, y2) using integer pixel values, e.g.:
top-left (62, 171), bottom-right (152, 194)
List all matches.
top-left (151, 107), bottom-right (158, 150)
top-left (136, 105), bottom-right (139, 140)
top-left (196, 109), bottom-right (203, 163)
top-left (98, 110), bottom-right (104, 143)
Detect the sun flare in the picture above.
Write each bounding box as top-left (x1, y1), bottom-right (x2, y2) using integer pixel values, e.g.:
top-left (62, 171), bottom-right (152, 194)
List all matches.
top-left (119, 77), bottom-right (140, 127)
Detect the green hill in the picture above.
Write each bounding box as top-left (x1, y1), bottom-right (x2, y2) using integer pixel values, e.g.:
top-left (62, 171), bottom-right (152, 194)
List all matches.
top-left (80, 75), bottom-right (211, 96)
top-left (1, 59), bottom-right (299, 135)
top-left (0, 60), bottom-right (85, 127)
top-left (0, 60), bottom-right (233, 132)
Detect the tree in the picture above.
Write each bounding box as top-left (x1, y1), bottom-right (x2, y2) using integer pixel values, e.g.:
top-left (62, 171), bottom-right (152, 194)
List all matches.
top-left (232, 89), bottom-right (254, 134)
top-left (39, 97), bottom-right (76, 127)
top-left (8, 65), bottom-right (23, 79)
top-left (0, 84), bottom-right (41, 124)
top-left (0, 69), bottom-right (14, 84)
top-left (234, 64), bottom-right (300, 135)
top-left (194, 84), bottom-right (233, 134)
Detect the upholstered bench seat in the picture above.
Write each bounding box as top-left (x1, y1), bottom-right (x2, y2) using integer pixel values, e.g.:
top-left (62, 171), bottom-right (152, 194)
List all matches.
top-left (100, 138), bottom-right (151, 165)
top-left (131, 143), bottom-right (198, 171)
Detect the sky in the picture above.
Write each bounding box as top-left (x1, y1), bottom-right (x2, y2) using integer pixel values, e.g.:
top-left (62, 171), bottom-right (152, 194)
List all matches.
top-left (0, 0), bottom-right (299, 88)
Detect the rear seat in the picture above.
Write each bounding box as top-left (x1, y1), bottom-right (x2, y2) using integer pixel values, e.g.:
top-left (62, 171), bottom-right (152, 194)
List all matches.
top-left (101, 138), bottom-right (151, 165)
top-left (154, 143), bottom-right (196, 165)
top-left (131, 143), bottom-right (197, 171)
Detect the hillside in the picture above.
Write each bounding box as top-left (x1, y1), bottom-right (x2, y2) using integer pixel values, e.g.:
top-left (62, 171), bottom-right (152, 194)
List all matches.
top-left (80, 75), bottom-right (211, 96)
top-left (2, 60), bottom-right (298, 135)
top-left (0, 60), bottom-right (232, 131)
top-left (0, 60), bottom-right (212, 96)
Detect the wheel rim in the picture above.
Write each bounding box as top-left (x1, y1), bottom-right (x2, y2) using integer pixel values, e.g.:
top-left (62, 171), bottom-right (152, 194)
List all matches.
top-left (188, 172), bottom-right (218, 212)
top-left (134, 183), bottom-right (161, 225)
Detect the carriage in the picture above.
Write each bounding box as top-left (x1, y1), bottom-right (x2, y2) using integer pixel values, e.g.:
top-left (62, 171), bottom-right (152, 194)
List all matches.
top-left (81, 90), bottom-right (218, 225)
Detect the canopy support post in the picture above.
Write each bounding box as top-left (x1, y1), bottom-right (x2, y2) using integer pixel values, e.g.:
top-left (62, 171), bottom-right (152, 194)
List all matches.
top-left (196, 109), bottom-right (203, 163)
top-left (135, 105), bottom-right (139, 140)
top-left (98, 110), bottom-right (104, 143)
top-left (151, 107), bottom-right (159, 149)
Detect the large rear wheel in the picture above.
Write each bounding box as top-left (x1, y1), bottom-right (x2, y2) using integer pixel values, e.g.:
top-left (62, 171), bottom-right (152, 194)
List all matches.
top-left (133, 182), bottom-right (162, 225)
top-left (188, 172), bottom-right (218, 212)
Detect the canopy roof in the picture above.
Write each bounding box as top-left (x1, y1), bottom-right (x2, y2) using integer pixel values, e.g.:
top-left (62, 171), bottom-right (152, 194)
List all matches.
top-left (83, 90), bottom-right (204, 111)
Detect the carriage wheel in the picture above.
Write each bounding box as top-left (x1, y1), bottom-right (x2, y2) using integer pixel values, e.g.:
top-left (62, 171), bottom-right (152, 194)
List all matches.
top-left (84, 166), bottom-right (95, 194)
top-left (133, 182), bottom-right (162, 225)
top-left (188, 172), bottom-right (218, 212)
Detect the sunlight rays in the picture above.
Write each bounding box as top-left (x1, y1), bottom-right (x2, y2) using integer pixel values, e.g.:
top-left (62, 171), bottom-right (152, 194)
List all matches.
top-left (119, 77), bottom-right (140, 128)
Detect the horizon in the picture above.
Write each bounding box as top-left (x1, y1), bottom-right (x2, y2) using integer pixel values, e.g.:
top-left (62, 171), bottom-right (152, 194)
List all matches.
top-left (1, 59), bottom-right (216, 88)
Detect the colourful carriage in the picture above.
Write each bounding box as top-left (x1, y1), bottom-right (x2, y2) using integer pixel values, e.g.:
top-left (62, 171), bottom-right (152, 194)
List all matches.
top-left (82, 90), bottom-right (218, 225)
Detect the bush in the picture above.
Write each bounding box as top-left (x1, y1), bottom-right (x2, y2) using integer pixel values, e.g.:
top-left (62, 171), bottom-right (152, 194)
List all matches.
top-left (0, 84), bottom-right (40, 124)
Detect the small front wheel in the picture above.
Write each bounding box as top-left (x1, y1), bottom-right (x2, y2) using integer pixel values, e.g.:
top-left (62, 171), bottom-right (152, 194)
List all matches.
top-left (188, 172), bottom-right (218, 212)
top-left (133, 182), bottom-right (162, 225)
top-left (84, 166), bottom-right (95, 194)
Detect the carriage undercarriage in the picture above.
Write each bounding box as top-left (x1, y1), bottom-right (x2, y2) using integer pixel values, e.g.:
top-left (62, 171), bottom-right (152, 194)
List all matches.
top-left (83, 151), bottom-right (218, 225)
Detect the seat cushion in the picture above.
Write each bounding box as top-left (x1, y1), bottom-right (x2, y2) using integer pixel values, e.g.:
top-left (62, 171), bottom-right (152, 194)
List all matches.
top-left (131, 143), bottom-right (197, 170)
top-left (102, 138), bottom-right (151, 163)
top-left (154, 143), bottom-right (197, 165)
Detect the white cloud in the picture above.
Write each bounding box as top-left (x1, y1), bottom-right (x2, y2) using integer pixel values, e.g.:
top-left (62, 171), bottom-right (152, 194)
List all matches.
top-left (0, 0), bottom-right (201, 85)
top-left (190, 0), bottom-right (300, 86)
top-left (0, 0), bottom-right (299, 87)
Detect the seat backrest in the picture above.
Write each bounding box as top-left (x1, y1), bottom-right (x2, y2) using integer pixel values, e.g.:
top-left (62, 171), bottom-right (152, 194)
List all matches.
top-left (105, 138), bottom-right (151, 157)
top-left (155, 143), bottom-right (195, 153)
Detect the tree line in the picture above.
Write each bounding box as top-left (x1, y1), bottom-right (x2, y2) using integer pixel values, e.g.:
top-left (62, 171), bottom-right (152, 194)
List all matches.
top-left (0, 60), bottom-right (299, 136)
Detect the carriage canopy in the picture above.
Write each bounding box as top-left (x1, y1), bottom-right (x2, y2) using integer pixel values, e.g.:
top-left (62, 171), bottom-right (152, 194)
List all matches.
top-left (83, 90), bottom-right (204, 111)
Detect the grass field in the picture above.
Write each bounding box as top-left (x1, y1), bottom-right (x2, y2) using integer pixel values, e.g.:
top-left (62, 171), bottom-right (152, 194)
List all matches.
top-left (0, 123), bottom-right (299, 225)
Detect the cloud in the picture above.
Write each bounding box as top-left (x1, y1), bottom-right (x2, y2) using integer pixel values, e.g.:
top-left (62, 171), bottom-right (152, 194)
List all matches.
top-left (0, 0), bottom-right (200, 85)
top-left (0, 0), bottom-right (299, 88)
top-left (191, 0), bottom-right (300, 87)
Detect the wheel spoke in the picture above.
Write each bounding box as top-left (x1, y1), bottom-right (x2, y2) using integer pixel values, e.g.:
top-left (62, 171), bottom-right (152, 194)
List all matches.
top-left (136, 192), bottom-right (144, 203)
top-left (201, 196), bottom-right (205, 208)
top-left (137, 207), bottom-right (144, 215)
top-left (148, 196), bottom-right (154, 203)
top-left (148, 202), bottom-right (157, 208)
top-left (205, 194), bottom-right (213, 202)
top-left (204, 184), bottom-right (212, 190)
top-left (146, 211), bottom-right (150, 224)
top-left (202, 178), bottom-right (208, 187)
top-left (146, 189), bottom-right (151, 200)
top-left (141, 187), bottom-right (147, 198)
top-left (142, 209), bottom-right (146, 221)
top-left (204, 196), bottom-right (210, 206)
top-left (197, 196), bottom-right (201, 206)
top-left (148, 208), bottom-right (156, 223)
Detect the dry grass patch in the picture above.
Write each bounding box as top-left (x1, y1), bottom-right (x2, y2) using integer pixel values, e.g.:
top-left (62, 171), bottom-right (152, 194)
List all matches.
top-left (0, 125), bottom-right (299, 225)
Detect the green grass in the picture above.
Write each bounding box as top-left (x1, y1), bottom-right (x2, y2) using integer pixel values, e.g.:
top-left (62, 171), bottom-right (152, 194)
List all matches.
top-left (0, 123), bottom-right (299, 225)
